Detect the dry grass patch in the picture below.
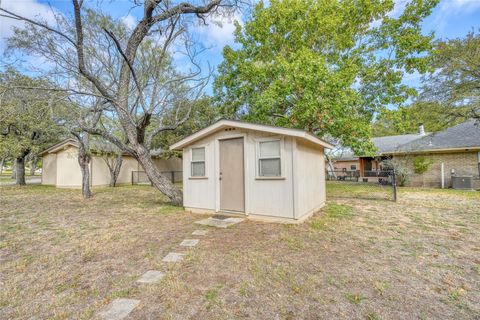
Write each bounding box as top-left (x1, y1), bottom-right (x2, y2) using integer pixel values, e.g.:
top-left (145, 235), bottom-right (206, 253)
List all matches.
top-left (1, 184), bottom-right (479, 319)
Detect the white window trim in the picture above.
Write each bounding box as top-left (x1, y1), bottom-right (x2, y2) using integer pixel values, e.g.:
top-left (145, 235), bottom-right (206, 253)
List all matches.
top-left (190, 145), bottom-right (207, 178)
top-left (255, 137), bottom-right (285, 179)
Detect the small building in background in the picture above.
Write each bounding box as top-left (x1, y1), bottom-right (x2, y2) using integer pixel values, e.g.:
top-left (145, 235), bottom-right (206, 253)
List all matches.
top-left (170, 120), bottom-right (334, 223)
top-left (40, 139), bottom-right (182, 188)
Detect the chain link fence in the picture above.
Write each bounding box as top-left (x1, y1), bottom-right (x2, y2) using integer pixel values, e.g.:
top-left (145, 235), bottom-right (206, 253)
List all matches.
top-left (326, 170), bottom-right (397, 201)
top-left (131, 171), bottom-right (183, 185)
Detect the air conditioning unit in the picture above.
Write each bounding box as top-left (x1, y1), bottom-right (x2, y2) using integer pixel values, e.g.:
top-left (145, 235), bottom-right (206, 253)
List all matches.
top-left (451, 175), bottom-right (473, 190)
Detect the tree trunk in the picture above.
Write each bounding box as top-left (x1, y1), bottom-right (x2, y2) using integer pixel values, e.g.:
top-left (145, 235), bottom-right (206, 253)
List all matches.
top-left (325, 154), bottom-right (337, 179)
top-left (11, 161), bottom-right (16, 179)
top-left (109, 155), bottom-right (123, 187)
top-left (15, 157), bottom-right (26, 185)
top-left (29, 158), bottom-right (36, 176)
top-left (77, 146), bottom-right (92, 199)
top-left (0, 158), bottom-right (5, 176)
top-left (136, 146), bottom-right (183, 205)
top-left (78, 154), bottom-right (92, 198)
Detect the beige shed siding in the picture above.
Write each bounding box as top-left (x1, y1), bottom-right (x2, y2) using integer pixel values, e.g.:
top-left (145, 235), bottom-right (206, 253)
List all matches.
top-left (55, 146), bottom-right (82, 188)
top-left (393, 151), bottom-right (480, 188)
top-left (116, 156), bottom-right (140, 185)
top-left (294, 139), bottom-right (326, 218)
top-left (245, 133), bottom-right (294, 218)
top-left (154, 158), bottom-right (182, 172)
top-left (183, 135), bottom-right (217, 211)
top-left (41, 153), bottom-right (57, 185)
top-left (183, 129), bottom-right (325, 219)
top-left (90, 157), bottom-right (109, 186)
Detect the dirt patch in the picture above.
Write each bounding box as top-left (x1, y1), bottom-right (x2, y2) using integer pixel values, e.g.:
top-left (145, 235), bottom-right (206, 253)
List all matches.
top-left (1, 185), bottom-right (479, 319)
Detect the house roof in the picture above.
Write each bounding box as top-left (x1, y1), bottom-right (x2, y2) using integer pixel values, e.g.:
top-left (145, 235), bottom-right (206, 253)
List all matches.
top-left (390, 119), bottom-right (480, 154)
top-left (169, 119), bottom-right (335, 150)
top-left (39, 138), bottom-right (134, 156)
top-left (39, 138), bottom-right (78, 156)
top-left (371, 133), bottom-right (427, 155)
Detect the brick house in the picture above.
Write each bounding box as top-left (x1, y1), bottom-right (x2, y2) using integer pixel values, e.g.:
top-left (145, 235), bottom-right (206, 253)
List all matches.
top-left (357, 120), bottom-right (480, 189)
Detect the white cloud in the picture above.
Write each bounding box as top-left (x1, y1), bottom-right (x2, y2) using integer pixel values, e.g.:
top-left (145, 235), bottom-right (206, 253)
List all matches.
top-left (0, 0), bottom-right (57, 51)
top-left (120, 14), bottom-right (137, 30)
top-left (434, 0), bottom-right (480, 29)
top-left (440, 0), bottom-right (480, 12)
top-left (195, 13), bottom-right (243, 50)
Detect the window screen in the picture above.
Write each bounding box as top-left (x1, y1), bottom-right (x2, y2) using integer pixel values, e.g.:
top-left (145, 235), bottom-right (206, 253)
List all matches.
top-left (258, 140), bottom-right (281, 176)
top-left (191, 147), bottom-right (205, 177)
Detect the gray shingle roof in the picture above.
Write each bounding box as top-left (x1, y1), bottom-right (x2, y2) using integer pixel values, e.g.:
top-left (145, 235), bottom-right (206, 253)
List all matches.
top-left (394, 119), bottom-right (480, 153)
top-left (371, 133), bottom-right (426, 155)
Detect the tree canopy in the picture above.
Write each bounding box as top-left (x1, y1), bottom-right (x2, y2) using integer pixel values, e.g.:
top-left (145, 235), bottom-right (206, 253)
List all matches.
top-left (214, 0), bottom-right (439, 154)
top-left (0, 69), bottom-right (65, 160)
top-left (419, 31), bottom-right (480, 121)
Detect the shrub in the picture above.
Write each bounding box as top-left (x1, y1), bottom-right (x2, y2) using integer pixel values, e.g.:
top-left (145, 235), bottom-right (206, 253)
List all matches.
top-left (413, 156), bottom-right (434, 174)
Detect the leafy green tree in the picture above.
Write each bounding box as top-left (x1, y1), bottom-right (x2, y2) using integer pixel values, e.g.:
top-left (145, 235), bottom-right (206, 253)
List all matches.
top-left (214, 0), bottom-right (438, 154)
top-left (420, 31), bottom-right (480, 121)
top-left (1, 0), bottom-right (232, 205)
top-left (0, 69), bottom-right (65, 185)
top-left (372, 101), bottom-right (468, 136)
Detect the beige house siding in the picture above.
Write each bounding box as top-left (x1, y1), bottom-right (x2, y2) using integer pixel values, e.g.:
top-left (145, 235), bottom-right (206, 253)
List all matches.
top-left (393, 151), bottom-right (480, 188)
top-left (41, 153), bottom-right (57, 185)
top-left (55, 146), bottom-right (83, 188)
top-left (295, 139), bottom-right (326, 219)
top-left (332, 160), bottom-right (359, 171)
top-left (182, 127), bottom-right (327, 221)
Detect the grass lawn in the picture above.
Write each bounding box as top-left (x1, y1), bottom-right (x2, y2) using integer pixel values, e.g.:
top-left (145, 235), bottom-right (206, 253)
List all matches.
top-left (1, 184), bottom-right (479, 319)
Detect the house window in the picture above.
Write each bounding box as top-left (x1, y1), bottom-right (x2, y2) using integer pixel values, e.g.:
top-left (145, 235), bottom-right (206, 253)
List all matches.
top-left (258, 140), bottom-right (281, 177)
top-left (191, 147), bottom-right (205, 177)
top-left (351, 165), bottom-right (357, 170)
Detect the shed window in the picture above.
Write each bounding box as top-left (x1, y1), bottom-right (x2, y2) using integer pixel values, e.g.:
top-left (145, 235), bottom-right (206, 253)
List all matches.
top-left (191, 147), bottom-right (205, 177)
top-left (258, 140), bottom-right (281, 177)
top-left (351, 165), bottom-right (357, 170)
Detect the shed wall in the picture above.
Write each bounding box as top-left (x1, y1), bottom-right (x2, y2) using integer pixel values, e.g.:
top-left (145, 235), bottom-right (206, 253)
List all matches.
top-left (295, 139), bottom-right (326, 218)
top-left (55, 146), bottom-right (82, 188)
top-left (41, 153), bottom-right (57, 185)
top-left (183, 128), bottom-right (297, 219)
top-left (116, 156), bottom-right (140, 185)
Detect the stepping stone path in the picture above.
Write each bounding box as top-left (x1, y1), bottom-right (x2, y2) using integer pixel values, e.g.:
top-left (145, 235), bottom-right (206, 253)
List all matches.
top-left (195, 216), bottom-right (245, 228)
top-left (97, 216), bottom-right (235, 317)
top-left (137, 270), bottom-right (166, 284)
top-left (99, 298), bottom-right (140, 320)
top-left (192, 229), bottom-right (208, 236)
top-left (180, 239), bottom-right (199, 247)
top-left (162, 252), bottom-right (186, 262)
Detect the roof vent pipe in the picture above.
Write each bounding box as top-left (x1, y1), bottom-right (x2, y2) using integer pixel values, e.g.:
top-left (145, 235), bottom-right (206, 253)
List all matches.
top-left (418, 123), bottom-right (426, 135)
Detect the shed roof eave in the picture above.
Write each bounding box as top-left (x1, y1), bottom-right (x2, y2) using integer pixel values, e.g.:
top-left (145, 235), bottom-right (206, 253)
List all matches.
top-left (169, 119), bottom-right (334, 150)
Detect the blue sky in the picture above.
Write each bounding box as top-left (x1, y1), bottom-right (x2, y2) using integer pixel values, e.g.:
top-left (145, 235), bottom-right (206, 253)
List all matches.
top-left (0, 0), bottom-right (479, 93)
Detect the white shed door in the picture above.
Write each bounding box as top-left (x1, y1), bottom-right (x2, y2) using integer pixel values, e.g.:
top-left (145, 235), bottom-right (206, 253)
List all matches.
top-left (219, 137), bottom-right (245, 212)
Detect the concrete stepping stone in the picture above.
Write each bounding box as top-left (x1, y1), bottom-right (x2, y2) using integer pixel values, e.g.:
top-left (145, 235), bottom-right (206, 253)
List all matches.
top-left (195, 216), bottom-right (244, 228)
top-left (162, 252), bottom-right (186, 262)
top-left (180, 239), bottom-right (199, 247)
top-left (192, 229), bottom-right (208, 236)
top-left (99, 298), bottom-right (140, 320)
top-left (136, 270), bottom-right (165, 284)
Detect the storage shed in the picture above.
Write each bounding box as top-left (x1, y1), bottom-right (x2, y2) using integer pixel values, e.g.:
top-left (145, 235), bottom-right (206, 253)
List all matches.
top-left (170, 120), bottom-right (334, 223)
top-left (40, 139), bottom-right (182, 188)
